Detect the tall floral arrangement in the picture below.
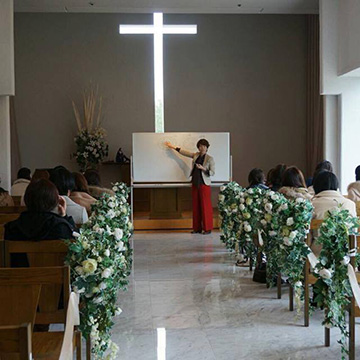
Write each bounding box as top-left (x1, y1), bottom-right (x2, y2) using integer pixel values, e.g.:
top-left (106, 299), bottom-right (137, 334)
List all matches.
top-left (313, 207), bottom-right (359, 358)
top-left (72, 86), bottom-right (109, 171)
top-left (66, 182), bottom-right (133, 359)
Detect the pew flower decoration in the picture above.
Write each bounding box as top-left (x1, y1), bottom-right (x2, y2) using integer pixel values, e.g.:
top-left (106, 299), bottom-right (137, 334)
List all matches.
top-left (66, 182), bottom-right (133, 359)
top-left (218, 182), bottom-right (242, 251)
top-left (72, 86), bottom-right (109, 171)
top-left (313, 207), bottom-right (359, 358)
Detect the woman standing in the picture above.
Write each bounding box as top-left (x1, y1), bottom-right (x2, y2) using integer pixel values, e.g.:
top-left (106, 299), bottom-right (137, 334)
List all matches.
top-left (165, 139), bottom-right (215, 235)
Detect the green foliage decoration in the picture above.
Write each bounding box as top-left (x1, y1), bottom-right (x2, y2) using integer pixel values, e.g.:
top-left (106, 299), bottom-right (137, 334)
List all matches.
top-left (66, 182), bottom-right (133, 359)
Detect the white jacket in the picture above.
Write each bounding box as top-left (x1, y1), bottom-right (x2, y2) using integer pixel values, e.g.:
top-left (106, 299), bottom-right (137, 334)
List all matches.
top-left (312, 190), bottom-right (356, 219)
top-left (63, 196), bottom-right (88, 225)
top-left (11, 179), bottom-right (30, 196)
top-left (347, 181), bottom-right (360, 202)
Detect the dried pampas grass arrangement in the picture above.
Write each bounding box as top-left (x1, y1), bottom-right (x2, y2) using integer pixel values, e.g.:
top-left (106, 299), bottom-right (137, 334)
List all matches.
top-left (72, 85), bottom-right (103, 132)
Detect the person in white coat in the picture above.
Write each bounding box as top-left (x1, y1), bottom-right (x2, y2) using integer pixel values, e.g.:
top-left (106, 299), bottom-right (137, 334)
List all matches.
top-left (347, 165), bottom-right (360, 202)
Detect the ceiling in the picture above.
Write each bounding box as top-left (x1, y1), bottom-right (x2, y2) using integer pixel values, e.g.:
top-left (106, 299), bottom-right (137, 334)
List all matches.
top-left (14, 0), bottom-right (319, 14)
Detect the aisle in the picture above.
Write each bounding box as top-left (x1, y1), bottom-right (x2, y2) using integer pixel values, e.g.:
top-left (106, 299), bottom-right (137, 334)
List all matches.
top-left (112, 232), bottom-right (343, 360)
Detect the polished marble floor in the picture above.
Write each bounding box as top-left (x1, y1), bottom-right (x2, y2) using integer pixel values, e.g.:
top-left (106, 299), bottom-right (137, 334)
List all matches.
top-left (112, 232), bottom-right (355, 360)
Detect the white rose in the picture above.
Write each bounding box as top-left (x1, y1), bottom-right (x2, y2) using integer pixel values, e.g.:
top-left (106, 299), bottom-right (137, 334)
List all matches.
top-left (283, 237), bottom-right (293, 246)
top-left (239, 204), bottom-right (245, 211)
top-left (82, 259), bottom-right (98, 274)
top-left (101, 268), bottom-right (112, 278)
top-left (269, 191), bottom-right (275, 196)
top-left (112, 186), bottom-right (119, 192)
top-left (220, 186), bottom-right (226, 192)
top-left (104, 249), bottom-right (110, 257)
top-left (244, 223), bottom-right (252, 233)
top-left (280, 203), bottom-right (288, 211)
top-left (218, 195), bottom-right (225, 202)
top-left (243, 212), bottom-right (251, 219)
top-left (319, 268), bottom-right (333, 279)
top-left (289, 230), bottom-right (298, 239)
top-left (75, 266), bottom-right (84, 275)
top-left (116, 241), bottom-right (125, 251)
top-left (99, 282), bottom-right (107, 290)
top-left (106, 209), bottom-right (116, 219)
top-left (115, 307), bottom-right (122, 316)
top-left (247, 188), bottom-right (254, 194)
top-left (245, 198), bottom-right (253, 205)
top-left (271, 194), bottom-right (279, 201)
top-left (240, 198), bottom-right (245, 203)
top-left (72, 231), bottom-right (80, 238)
top-left (108, 201), bottom-right (116, 208)
top-left (295, 197), bottom-right (304, 203)
top-left (294, 281), bottom-right (302, 287)
top-left (341, 255), bottom-right (350, 266)
top-left (114, 228), bottom-right (123, 241)
top-left (269, 231), bottom-right (277, 237)
top-left (260, 219), bottom-right (267, 226)
top-left (286, 217), bottom-right (294, 226)
top-left (265, 203), bottom-right (273, 212)
top-left (98, 215), bottom-right (105, 222)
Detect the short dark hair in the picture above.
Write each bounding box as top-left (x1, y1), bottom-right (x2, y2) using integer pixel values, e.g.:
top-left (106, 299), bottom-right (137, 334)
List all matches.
top-left (269, 164), bottom-right (287, 188)
top-left (50, 168), bottom-right (75, 195)
top-left (196, 139), bottom-right (210, 149)
top-left (282, 166), bottom-right (306, 188)
top-left (31, 169), bottom-right (50, 184)
top-left (355, 165), bottom-right (360, 181)
top-left (24, 179), bottom-right (59, 212)
top-left (313, 171), bottom-right (339, 194)
top-left (248, 168), bottom-right (265, 186)
top-left (73, 172), bottom-right (90, 193)
top-left (84, 169), bottom-right (101, 186)
top-left (17, 167), bottom-right (31, 180)
top-left (313, 160), bottom-right (333, 180)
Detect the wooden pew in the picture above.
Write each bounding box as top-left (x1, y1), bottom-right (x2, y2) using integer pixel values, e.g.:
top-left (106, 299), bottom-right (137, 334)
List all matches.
top-left (0, 214), bottom-right (21, 225)
top-left (0, 206), bottom-right (26, 214)
top-left (0, 323), bottom-right (32, 360)
top-left (3, 241), bottom-right (82, 359)
top-left (11, 196), bottom-right (22, 206)
top-left (0, 266), bottom-right (81, 359)
top-left (356, 201), bottom-right (360, 217)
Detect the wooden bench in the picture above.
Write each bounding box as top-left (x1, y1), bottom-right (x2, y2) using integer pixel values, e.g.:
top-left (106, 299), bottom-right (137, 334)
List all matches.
top-left (0, 266), bottom-right (81, 359)
top-left (0, 323), bottom-right (32, 360)
top-left (0, 206), bottom-right (26, 214)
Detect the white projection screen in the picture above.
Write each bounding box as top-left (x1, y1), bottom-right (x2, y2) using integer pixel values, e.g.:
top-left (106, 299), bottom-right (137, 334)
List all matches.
top-left (132, 132), bottom-right (230, 183)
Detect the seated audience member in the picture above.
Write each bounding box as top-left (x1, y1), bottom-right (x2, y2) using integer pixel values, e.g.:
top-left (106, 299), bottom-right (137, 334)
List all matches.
top-left (84, 169), bottom-right (115, 199)
top-left (4, 179), bottom-right (76, 266)
top-left (308, 160), bottom-right (334, 196)
top-left (70, 172), bottom-right (97, 214)
top-left (278, 166), bottom-right (312, 201)
top-left (347, 165), bottom-right (360, 202)
top-left (0, 179), bottom-right (14, 206)
top-left (11, 167), bottom-right (31, 196)
top-left (20, 169), bottom-right (50, 206)
top-left (50, 167), bottom-right (88, 224)
top-left (312, 171), bottom-right (356, 219)
top-left (266, 168), bottom-right (274, 188)
top-left (268, 164), bottom-right (287, 192)
top-left (247, 168), bottom-right (268, 190)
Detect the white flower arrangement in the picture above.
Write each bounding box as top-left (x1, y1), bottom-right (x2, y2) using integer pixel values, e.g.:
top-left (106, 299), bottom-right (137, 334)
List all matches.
top-left (66, 182), bottom-right (133, 359)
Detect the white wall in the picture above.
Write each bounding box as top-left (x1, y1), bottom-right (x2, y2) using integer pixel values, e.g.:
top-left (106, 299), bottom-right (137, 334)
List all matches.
top-left (338, 0), bottom-right (360, 76)
top-left (14, 13), bottom-right (308, 186)
top-left (0, 0), bottom-right (14, 191)
top-left (320, 0), bottom-right (360, 193)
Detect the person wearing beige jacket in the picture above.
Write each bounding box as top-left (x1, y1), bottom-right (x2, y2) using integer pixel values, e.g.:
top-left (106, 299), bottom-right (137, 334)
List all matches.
top-left (311, 171), bottom-right (356, 256)
top-left (347, 165), bottom-right (360, 202)
top-left (165, 139), bottom-right (215, 234)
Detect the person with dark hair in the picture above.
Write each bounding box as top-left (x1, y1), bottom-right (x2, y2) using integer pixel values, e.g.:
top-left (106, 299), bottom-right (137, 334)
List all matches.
top-left (11, 167), bottom-right (32, 196)
top-left (50, 167), bottom-right (88, 224)
top-left (4, 180), bottom-right (76, 263)
top-left (347, 165), bottom-right (360, 202)
top-left (268, 164), bottom-right (287, 192)
top-left (165, 139), bottom-right (215, 235)
top-left (308, 160), bottom-right (334, 196)
top-left (312, 171), bottom-right (356, 219)
top-left (278, 166), bottom-right (312, 200)
top-left (84, 169), bottom-right (115, 199)
top-left (266, 168), bottom-right (274, 188)
top-left (247, 168), bottom-right (268, 190)
top-left (70, 172), bottom-right (96, 214)
top-left (0, 178), bottom-right (14, 206)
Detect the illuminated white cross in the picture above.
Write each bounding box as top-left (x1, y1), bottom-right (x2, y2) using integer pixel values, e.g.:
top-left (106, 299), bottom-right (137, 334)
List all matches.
top-left (120, 13), bottom-right (197, 133)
